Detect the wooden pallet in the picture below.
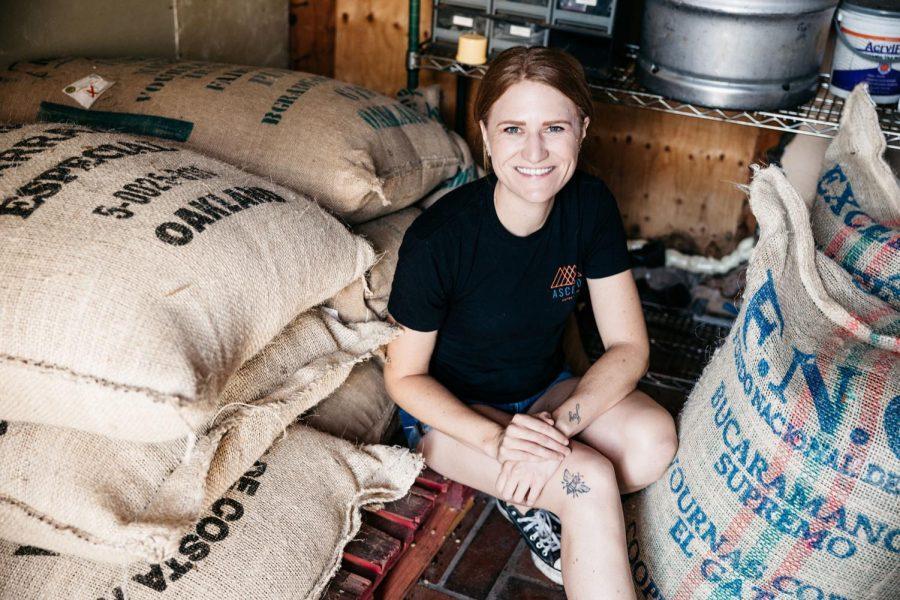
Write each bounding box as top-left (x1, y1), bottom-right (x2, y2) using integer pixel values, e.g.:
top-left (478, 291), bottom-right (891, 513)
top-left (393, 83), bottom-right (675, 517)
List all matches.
top-left (324, 468), bottom-right (475, 600)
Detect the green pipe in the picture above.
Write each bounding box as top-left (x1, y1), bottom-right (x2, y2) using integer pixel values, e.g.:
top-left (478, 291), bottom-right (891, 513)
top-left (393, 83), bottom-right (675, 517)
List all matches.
top-left (407, 0), bottom-right (420, 89)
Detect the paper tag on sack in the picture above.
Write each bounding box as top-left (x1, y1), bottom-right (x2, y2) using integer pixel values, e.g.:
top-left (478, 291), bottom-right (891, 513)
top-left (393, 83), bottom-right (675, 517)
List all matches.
top-left (63, 75), bottom-right (114, 109)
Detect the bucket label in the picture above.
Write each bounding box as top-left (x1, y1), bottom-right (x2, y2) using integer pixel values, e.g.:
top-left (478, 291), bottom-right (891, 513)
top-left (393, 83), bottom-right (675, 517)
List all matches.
top-left (833, 21), bottom-right (900, 98)
top-left (832, 66), bottom-right (900, 97)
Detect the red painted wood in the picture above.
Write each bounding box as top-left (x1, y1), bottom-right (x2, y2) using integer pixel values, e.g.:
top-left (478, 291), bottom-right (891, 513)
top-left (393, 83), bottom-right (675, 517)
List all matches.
top-left (323, 569), bottom-right (373, 599)
top-left (334, 476), bottom-right (477, 600)
top-left (409, 485), bottom-right (438, 502)
top-left (378, 488), bottom-right (435, 528)
top-left (415, 468), bottom-right (450, 493)
top-left (343, 523), bottom-right (403, 577)
top-left (364, 509), bottom-right (416, 549)
top-left (376, 483), bottom-right (477, 599)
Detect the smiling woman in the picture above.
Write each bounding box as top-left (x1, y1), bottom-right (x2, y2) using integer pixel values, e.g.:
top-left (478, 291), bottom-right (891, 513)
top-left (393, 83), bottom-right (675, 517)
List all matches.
top-left (383, 46), bottom-right (676, 599)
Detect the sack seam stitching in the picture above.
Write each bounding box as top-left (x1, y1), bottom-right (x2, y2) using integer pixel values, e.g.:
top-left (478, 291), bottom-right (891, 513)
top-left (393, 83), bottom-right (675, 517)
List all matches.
top-left (0, 352), bottom-right (192, 406)
top-left (0, 493), bottom-right (136, 552)
top-left (377, 157), bottom-right (462, 179)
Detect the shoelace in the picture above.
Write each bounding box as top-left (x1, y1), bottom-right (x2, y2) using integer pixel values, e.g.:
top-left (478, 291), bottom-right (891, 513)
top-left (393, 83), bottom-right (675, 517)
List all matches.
top-left (517, 510), bottom-right (560, 556)
top-left (547, 510), bottom-right (561, 534)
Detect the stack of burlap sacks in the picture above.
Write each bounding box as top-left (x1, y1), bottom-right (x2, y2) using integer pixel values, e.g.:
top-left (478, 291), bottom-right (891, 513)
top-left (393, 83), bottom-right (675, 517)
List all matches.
top-left (624, 85), bottom-right (899, 599)
top-left (0, 58), bottom-right (477, 598)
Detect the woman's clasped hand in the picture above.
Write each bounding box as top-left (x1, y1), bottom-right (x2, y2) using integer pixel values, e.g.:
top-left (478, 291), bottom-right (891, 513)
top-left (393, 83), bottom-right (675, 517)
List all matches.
top-left (493, 411), bottom-right (569, 506)
top-left (493, 411), bottom-right (570, 462)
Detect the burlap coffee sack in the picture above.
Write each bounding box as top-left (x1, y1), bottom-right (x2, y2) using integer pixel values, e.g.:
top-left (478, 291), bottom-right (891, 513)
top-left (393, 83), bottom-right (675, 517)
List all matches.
top-left (420, 130), bottom-right (480, 210)
top-left (0, 124), bottom-right (375, 442)
top-left (624, 166), bottom-right (899, 599)
top-left (397, 84), bottom-right (482, 209)
top-left (302, 360), bottom-right (396, 445)
top-left (327, 207), bottom-right (421, 323)
top-left (811, 85), bottom-right (900, 309)
top-left (397, 84), bottom-right (444, 123)
top-left (324, 86), bottom-right (474, 323)
top-left (0, 309), bottom-right (398, 563)
top-left (0, 425), bottom-right (423, 599)
top-left (0, 58), bottom-right (463, 223)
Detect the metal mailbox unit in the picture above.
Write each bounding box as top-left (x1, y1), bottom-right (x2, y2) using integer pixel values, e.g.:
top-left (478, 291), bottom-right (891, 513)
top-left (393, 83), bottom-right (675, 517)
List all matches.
top-left (437, 0), bottom-right (491, 9)
top-left (493, 0), bottom-right (553, 21)
top-left (551, 0), bottom-right (621, 35)
top-left (489, 20), bottom-right (550, 55)
top-left (489, 0), bottom-right (552, 55)
top-left (433, 1), bottom-right (492, 44)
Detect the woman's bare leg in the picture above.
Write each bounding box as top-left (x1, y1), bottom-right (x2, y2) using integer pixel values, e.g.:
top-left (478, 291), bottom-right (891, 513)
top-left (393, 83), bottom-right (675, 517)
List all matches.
top-left (529, 378), bottom-right (677, 493)
top-left (418, 406), bottom-right (636, 600)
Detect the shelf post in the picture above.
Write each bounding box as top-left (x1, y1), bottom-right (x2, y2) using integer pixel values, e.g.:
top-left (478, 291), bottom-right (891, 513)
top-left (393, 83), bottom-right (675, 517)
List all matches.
top-left (407, 0), bottom-right (420, 90)
top-left (455, 76), bottom-right (469, 137)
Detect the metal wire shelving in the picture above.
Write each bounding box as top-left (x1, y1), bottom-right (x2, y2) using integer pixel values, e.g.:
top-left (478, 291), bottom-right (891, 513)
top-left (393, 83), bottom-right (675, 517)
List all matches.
top-left (412, 44), bottom-right (900, 149)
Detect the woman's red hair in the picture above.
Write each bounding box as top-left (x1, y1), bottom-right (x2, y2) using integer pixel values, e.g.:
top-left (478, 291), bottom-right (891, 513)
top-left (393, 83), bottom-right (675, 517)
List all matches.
top-left (474, 46), bottom-right (594, 126)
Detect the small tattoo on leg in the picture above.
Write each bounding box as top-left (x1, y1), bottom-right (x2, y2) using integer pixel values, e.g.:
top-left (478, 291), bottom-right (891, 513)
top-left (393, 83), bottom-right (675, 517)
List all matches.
top-left (568, 403), bottom-right (581, 425)
top-left (562, 469), bottom-right (591, 498)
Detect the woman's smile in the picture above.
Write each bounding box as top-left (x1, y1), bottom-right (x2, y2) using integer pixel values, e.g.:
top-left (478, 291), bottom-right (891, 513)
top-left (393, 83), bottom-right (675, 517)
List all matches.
top-left (514, 166), bottom-right (555, 177)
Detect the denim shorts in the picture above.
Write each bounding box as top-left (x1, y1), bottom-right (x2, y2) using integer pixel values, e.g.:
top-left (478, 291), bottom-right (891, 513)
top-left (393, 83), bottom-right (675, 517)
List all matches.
top-left (398, 368), bottom-right (575, 450)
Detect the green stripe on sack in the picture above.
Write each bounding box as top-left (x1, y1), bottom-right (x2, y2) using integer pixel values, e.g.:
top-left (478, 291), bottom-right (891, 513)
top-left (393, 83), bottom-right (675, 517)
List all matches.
top-left (38, 101), bottom-right (193, 141)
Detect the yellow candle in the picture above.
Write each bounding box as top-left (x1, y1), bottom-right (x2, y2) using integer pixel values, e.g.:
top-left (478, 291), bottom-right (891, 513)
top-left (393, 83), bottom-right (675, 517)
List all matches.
top-left (456, 33), bottom-right (488, 66)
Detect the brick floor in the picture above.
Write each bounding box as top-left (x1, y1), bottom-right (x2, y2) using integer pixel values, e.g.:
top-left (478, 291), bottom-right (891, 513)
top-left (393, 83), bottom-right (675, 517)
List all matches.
top-left (495, 575), bottom-right (567, 600)
top-left (408, 493), bottom-right (566, 599)
top-left (421, 494), bottom-right (491, 585)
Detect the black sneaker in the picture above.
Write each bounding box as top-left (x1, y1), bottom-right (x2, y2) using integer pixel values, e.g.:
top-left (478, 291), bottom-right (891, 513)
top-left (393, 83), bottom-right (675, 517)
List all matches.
top-left (496, 499), bottom-right (562, 585)
top-left (495, 498), bottom-right (562, 539)
top-left (546, 509), bottom-right (562, 537)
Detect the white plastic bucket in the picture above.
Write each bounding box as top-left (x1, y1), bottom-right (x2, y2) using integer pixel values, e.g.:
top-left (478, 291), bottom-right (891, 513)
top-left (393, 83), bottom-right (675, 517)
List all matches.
top-left (830, 1), bottom-right (900, 104)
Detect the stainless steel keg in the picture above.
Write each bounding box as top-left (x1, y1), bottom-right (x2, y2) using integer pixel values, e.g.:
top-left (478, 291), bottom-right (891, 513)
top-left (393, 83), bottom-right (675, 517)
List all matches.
top-left (637, 0), bottom-right (840, 110)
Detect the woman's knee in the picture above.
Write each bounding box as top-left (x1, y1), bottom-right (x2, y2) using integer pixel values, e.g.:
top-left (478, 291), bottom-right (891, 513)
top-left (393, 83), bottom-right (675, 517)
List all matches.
top-left (629, 408), bottom-right (678, 487)
top-left (552, 445), bottom-right (618, 511)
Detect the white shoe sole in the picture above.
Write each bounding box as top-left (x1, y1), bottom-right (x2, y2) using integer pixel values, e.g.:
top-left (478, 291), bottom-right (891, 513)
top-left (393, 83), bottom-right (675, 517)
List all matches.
top-left (530, 549), bottom-right (563, 585)
top-left (495, 498), bottom-right (513, 522)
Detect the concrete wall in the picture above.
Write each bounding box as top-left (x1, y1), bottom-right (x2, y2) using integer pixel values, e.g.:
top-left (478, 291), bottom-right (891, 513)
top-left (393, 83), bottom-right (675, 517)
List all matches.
top-left (176, 0), bottom-right (288, 67)
top-left (0, 0), bottom-right (288, 68)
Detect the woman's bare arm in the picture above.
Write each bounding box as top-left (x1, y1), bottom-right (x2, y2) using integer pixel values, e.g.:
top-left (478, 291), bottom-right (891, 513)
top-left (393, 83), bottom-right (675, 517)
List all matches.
top-left (551, 270), bottom-right (649, 438)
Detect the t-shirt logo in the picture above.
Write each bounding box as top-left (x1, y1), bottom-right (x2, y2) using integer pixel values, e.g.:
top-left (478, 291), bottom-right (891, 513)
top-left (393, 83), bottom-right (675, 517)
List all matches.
top-left (550, 264), bottom-right (582, 302)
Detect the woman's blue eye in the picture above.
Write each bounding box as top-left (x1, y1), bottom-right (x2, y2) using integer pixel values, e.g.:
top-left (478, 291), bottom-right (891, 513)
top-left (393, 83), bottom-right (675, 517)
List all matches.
top-left (547, 125), bottom-right (565, 133)
top-left (503, 126), bottom-right (521, 134)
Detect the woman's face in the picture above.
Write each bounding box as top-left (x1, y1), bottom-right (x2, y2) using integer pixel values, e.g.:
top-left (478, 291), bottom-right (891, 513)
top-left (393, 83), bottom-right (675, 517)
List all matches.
top-left (480, 79), bottom-right (588, 206)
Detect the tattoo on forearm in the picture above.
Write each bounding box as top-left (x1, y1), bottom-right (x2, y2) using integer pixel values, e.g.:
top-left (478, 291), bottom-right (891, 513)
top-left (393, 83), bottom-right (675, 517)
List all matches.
top-left (562, 469), bottom-right (591, 498)
top-left (568, 403), bottom-right (581, 425)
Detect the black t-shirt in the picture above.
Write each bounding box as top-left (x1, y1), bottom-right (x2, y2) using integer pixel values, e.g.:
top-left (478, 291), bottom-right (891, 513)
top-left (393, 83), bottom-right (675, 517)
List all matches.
top-left (387, 170), bottom-right (630, 405)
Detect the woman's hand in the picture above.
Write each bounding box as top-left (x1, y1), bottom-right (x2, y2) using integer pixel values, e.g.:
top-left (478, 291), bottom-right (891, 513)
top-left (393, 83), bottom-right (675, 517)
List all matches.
top-left (495, 456), bottom-right (562, 507)
top-left (492, 412), bottom-right (570, 463)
